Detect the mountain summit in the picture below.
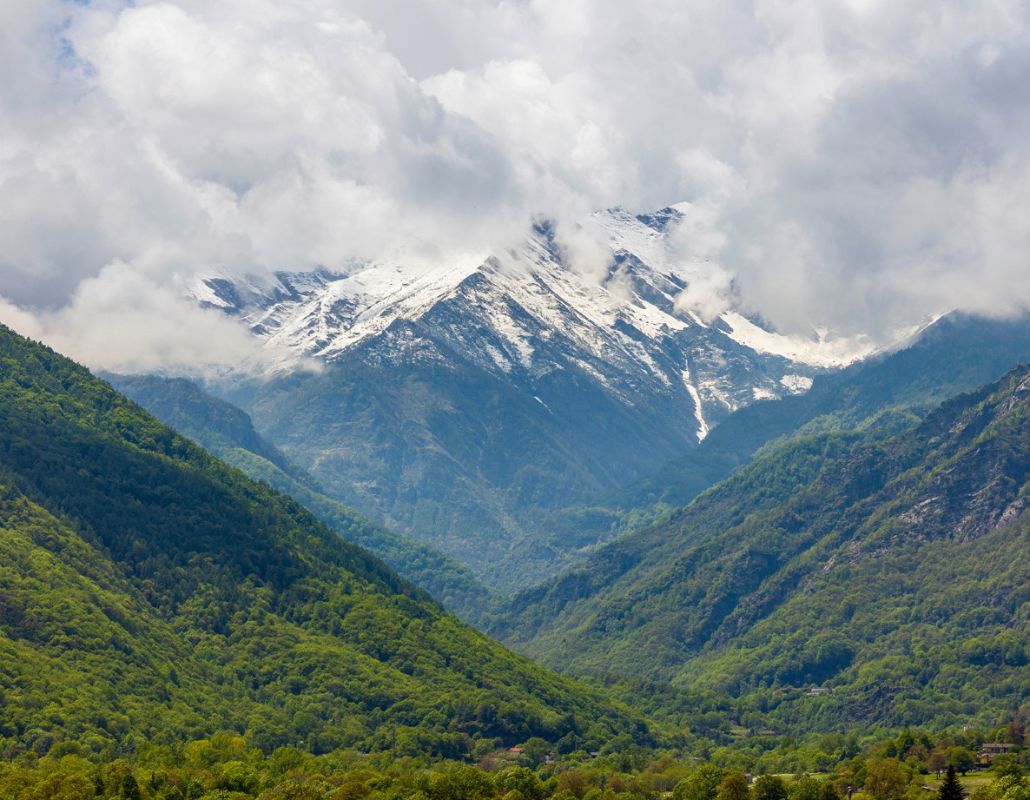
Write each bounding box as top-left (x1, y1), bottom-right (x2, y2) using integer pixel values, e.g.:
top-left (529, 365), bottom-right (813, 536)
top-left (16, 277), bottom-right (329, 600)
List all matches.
top-left (197, 208), bottom-right (874, 439)
top-left (192, 209), bottom-right (883, 588)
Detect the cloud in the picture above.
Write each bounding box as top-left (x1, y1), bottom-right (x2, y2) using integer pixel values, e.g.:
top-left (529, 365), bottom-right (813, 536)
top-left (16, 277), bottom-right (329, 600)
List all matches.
top-left (0, 262), bottom-right (301, 377)
top-left (0, 0), bottom-right (1027, 372)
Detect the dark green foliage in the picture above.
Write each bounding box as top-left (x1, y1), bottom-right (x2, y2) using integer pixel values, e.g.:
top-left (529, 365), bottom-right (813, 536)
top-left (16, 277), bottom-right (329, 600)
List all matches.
top-left (107, 374), bottom-right (495, 623)
top-left (495, 365), bottom-right (1030, 732)
top-left (0, 324), bottom-right (645, 757)
top-left (752, 776), bottom-right (788, 800)
top-left (939, 767), bottom-right (964, 800)
top-left (119, 773), bottom-right (142, 800)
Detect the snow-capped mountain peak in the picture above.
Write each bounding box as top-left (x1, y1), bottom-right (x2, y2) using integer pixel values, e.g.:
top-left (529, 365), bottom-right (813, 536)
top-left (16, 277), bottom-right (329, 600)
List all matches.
top-left (194, 207), bottom-right (879, 440)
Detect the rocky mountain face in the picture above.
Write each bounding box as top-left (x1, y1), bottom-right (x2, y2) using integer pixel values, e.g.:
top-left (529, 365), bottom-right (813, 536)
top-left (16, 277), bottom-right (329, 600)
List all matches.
top-left (195, 208), bottom-right (873, 591)
top-left (604, 311), bottom-right (1030, 516)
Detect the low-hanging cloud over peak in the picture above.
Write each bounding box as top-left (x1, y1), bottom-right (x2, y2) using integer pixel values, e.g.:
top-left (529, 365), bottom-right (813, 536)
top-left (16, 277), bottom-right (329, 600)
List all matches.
top-left (0, 0), bottom-right (1027, 373)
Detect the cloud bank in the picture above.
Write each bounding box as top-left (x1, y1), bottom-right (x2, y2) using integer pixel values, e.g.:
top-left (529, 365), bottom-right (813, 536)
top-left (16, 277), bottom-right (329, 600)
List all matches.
top-left (0, 0), bottom-right (1027, 373)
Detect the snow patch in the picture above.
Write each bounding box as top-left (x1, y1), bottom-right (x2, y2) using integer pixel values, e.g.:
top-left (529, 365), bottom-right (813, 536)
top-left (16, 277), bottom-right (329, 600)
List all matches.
top-left (682, 366), bottom-right (710, 442)
top-left (780, 374), bottom-right (814, 393)
top-left (719, 311), bottom-right (877, 368)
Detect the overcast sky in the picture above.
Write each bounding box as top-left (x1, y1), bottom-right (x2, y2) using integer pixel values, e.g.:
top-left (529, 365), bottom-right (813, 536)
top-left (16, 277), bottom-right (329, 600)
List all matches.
top-left (1, 0), bottom-right (1027, 373)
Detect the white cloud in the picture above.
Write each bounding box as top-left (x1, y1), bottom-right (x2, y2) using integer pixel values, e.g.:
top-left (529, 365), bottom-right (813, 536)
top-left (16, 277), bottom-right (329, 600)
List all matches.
top-left (0, 262), bottom-right (298, 377)
top-left (0, 0), bottom-right (1027, 372)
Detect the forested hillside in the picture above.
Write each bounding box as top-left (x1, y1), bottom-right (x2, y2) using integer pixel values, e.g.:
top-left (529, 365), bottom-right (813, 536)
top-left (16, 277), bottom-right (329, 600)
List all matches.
top-left (0, 325), bottom-right (646, 758)
top-left (495, 365), bottom-right (1030, 731)
top-left (107, 374), bottom-right (494, 622)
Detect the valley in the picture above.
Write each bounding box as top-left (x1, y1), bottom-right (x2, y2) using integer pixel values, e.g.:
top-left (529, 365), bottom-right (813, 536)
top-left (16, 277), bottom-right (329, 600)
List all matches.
top-left (2, 2), bottom-right (1028, 797)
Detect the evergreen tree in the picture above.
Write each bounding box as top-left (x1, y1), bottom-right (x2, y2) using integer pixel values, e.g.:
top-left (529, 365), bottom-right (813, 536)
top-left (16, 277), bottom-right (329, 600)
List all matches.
top-left (119, 774), bottom-right (142, 800)
top-left (938, 766), bottom-right (964, 800)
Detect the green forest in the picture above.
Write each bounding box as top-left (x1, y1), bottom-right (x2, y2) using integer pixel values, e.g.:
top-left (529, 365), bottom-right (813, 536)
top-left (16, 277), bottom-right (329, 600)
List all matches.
top-left (106, 375), bottom-right (495, 624)
top-left (0, 325), bottom-right (642, 759)
top-left (3, 318), bottom-right (1030, 788)
top-left (1, 721), bottom-right (1028, 800)
top-left (494, 367), bottom-right (1030, 732)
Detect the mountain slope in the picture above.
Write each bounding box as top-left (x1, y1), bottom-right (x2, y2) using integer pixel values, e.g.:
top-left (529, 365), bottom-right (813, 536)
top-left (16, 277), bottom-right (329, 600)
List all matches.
top-left (506, 312), bottom-right (1030, 568)
top-left (106, 373), bottom-right (494, 622)
top-left (566, 312), bottom-right (1030, 534)
top-left (201, 209), bottom-right (870, 589)
top-left (493, 365), bottom-right (1030, 730)
top-left (0, 324), bottom-right (645, 756)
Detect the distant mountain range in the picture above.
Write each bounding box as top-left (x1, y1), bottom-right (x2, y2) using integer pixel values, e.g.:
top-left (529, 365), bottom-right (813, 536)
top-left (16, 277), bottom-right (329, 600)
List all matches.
top-left (193, 208), bottom-right (890, 589)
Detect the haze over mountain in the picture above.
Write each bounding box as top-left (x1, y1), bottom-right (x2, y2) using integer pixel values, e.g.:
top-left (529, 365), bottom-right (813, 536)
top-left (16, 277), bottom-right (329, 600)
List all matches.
top-left (587, 311), bottom-right (1030, 520)
top-left (107, 372), bottom-right (495, 622)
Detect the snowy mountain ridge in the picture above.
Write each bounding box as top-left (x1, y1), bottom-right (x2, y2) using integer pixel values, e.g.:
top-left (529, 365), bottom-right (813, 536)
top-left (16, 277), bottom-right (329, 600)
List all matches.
top-left (195, 207), bottom-right (876, 441)
top-left (183, 207), bottom-right (949, 587)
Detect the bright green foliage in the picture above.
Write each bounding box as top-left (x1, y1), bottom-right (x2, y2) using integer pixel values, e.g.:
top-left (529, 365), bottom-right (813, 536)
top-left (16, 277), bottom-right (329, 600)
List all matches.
top-left (0, 727), bottom-right (1016, 800)
top-left (0, 324), bottom-right (644, 758)
top-left (971, 776), bottom-right (1030, 800)
top-left (788, 776), bottom-right (825, 800)
top-left (495, 767), bottom-right (545, 800)
top-left (673, 765), bottom-right (725, 800)
top-left (428, 764), bottom-right (496, 800)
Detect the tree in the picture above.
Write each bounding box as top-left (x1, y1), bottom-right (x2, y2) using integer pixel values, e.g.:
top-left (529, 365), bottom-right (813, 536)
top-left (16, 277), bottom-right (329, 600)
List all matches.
top-left (519, 738), bottom-right (552, 768)
top-left (119, 774), bottom-right (142, 800)
top-left (752, 775), bottom-right (788, 800)
top-left (928, 751), bottom-right (949, 776)
top-left (864, 759), bottom-right (908, 800)
top-left (675, 765), bottom-right (726, 800)
top-left (556, 770), bottom-right (594, 800)
top-left (992, 754), bottom-right (1024, 780)
top-left (948, 749), bottom-right (977, 776)
top-left (790, 776), bottom-right (824, 800)
top-left (718, 773), bottom-right (750, 800)
top-left (428, 765), bottom-right (495, 800)
top-left (496, 767), bottom-right (545, 800)
top-left (938, 766), bottom-right (964, 800)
